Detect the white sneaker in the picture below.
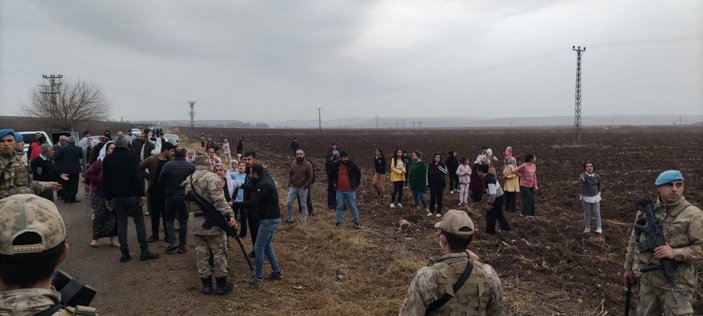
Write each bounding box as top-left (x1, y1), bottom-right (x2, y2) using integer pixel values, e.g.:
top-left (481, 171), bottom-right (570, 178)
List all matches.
top-left (583, 228), bottom-right (590, 234)
top-left (595, 228), bottom-right (602, 234)
top-left (435, 213), bottom-right (442, 218)
top-left (458, 202), bottom-right (464, 206)
top-left (450, 190), bottom-right (454, 194)
top-left (390, 203), bottom-right (395, 208)
top-left (426, 212), bottom-right (433, 217)
top-left (397, 203), bottom-right (403, 208)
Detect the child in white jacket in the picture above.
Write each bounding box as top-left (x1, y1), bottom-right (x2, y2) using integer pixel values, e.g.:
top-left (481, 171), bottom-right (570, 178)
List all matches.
top-left (455, 157), bottom-right (471, 206)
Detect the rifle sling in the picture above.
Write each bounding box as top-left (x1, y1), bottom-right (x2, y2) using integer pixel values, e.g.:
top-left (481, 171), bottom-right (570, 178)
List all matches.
top-left (0, 161), bottom-right (13, 180)
top-left (425, 260), bottom-right (474, 315)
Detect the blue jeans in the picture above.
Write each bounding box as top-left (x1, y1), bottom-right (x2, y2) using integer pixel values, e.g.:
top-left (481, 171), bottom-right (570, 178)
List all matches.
top-left (412, 189), bottom-right (428, 208)
top-left (286, 186), bottom-right (309, 222)
top-left (335, 191), bottom-right (360, 225)
top-left (254, 218), bottom-right (282, 279)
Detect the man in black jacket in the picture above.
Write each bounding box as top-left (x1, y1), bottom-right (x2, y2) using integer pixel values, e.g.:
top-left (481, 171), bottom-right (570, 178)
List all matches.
top-left (130, 131), bottom-right (155, 162)
top-left (53, 136), bottom-right (83, 203)
top-left (329, 151), bottom-right (361, 229)
top-left (30, 143), bottom-right (67, 201)
top-left (103, 135), bottom-right (159, 263)
top-left (232, 164), bottom-right (283, 285)
top-left (158, 147), bottom-right (195, 253)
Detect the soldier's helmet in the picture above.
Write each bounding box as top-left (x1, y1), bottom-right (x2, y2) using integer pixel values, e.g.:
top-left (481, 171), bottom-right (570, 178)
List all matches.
top-left (0, 194), bottom-right (66, 255)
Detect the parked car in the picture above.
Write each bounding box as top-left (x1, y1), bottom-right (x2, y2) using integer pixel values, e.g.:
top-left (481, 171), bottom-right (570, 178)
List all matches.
top-left (49, 131), bottom-right (80, 145)
top-left (162, 133), bottom-right (180, 146)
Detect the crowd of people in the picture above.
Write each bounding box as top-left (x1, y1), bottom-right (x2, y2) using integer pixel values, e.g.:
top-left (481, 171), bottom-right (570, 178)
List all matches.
top-left (1, 127), bottom-right (701, 315)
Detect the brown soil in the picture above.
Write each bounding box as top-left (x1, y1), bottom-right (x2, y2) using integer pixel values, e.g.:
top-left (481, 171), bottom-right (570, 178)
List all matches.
top-left (57, 126), bottom-right (702, 315)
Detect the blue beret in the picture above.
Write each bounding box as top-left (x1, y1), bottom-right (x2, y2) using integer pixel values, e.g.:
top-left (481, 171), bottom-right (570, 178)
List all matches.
top-left (655, 170), bottom-right (684, 186)
top-left (13, 132), bottom-right (23, 142)
top-left (0, 129), bottom-right (15, 139)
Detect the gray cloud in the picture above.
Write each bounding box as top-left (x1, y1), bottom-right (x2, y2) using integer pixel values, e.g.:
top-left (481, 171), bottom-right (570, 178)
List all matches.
top-left (1, 0), bottom-right (701, 123)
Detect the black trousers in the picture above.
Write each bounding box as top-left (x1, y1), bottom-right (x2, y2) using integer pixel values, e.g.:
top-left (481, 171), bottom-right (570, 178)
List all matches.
top-left (164, 196), bottom-right (188, 248)
top-left (148, 191), bottom-right (166, 237)
top-left (327, 187), bottom-right (336, 209)
top-left (39, 189), bottom-right (54, 201)
top-left (429, 185), bottom-right (444, 214)
top-left (113, 197), bottom-right (149, 255)
top-left (62, 173), bottom-right (80, 201)
top-left (390, 181), bottom-right (404, 204)
top-left (504, 191), bottom-right (517, 212)
top-left (448, 171), bottom-right (459, 191)
top-left (236, 207), bottom-right (247, 237)
top-left (485, 195), bottom-right (511, 234)
top-left (247, 208), bottom-right (259, 248)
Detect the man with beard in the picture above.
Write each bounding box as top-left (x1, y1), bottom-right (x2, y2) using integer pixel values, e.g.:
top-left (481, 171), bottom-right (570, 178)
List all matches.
top-left (140, 142), bottom-right (175, 242)
top-left (286, 149), bottom-right (313, 223)
top-left (30, 143), bottom-right (68, 201)
top-left (329, 151), bottom-right (361, 229)
top-left (623, 170), bottom-right (703, 315)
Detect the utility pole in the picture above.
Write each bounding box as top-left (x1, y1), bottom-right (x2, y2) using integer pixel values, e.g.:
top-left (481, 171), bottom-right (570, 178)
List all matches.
top-left (315, 107), bottom-right (323, 132)
top-left (188, 100), bottom-right (196, 128)
top-left (41, 74), bottom-right (63, 106)
top-left (376, 116), bottom-right (379, 130)
top-left (572, 46), bottom-right (586, 144)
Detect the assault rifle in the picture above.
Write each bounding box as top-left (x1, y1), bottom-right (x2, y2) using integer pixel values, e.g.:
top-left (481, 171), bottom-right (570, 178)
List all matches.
top-left (633, 197), bottom-right (677, 302)
top-left (36, 271), bottom-right (96, 316)
top-left (184, 176), bottom-right (253, 271)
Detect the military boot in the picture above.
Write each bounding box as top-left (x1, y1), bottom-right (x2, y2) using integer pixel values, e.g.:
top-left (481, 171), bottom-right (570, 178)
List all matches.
top-left (214, 277), bottom-right (233, 295)
top-left (201, 277), bottom-right (213, 295)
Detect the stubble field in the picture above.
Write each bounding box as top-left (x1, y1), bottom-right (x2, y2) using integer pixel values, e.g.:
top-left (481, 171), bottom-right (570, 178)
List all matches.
top-left (55, 125), bottom-right (701, 315)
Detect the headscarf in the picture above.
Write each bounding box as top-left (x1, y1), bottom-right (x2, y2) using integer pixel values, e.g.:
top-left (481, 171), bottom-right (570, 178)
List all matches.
top-left (215, 163), bottom-right (235, 198)
top-left (186, 148), bottom-right (196, 162)
top-left (506, 156), bottom-right (517, 167)
top-left (98, 141), bottom-right (114, 161)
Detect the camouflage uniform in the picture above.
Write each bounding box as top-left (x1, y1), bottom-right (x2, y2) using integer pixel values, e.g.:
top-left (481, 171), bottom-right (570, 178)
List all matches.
top-left (399, 252), bottom-right (503, 316)
top-left (0, 151), bottom-right (53, 198)
top-left (0, 194), bottom-right (96, 315)
top-left (624, 197), bottom-right (703, 316)
top-left (184, 158), bottom-right (235, 279)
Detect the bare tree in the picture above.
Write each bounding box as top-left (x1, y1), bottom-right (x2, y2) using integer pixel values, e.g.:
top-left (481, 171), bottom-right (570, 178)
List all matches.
top-left (23, 80), bottom-right (111, 130)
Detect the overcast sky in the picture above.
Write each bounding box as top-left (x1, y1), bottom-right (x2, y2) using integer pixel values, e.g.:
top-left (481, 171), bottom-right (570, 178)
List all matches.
top-left (1, 0), bottom-right (701, 123)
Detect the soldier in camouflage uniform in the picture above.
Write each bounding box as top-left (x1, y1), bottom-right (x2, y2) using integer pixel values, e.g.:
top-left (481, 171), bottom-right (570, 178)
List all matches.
top-left (0, 194), bottom-right (96, 315)
top-left (184, 154), bottom-right (237, 295)
top-left (399, 209), bottom-right (503, 315)
top-left (0, 129), bottom-right (61, 199)
top-left (623, 170), bottom-right (703, 316)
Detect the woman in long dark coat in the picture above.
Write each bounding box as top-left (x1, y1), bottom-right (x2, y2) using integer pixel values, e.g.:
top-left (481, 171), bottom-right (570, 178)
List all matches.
top-left (85, 141), bottom-right (119, 247)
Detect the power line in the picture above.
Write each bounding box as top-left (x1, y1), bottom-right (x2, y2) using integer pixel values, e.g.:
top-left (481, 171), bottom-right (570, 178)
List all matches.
top-left (315, 107), bottom-right (322, 132)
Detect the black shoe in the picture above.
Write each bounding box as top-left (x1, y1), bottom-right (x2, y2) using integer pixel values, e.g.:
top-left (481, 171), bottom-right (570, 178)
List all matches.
top-left (147, 235), bottom-right (159, 243)
top-left (176, 247), bottom-right (187, 254)
top-left (248, 251), bottom-right (256, 258)
top-left (214, 277), bottom-right (233, 295)
top-left (335, 222), bottom-right (341, 228)
top-left (140, 251), bottom-right (160, 261)
top-left (267, 271), bottom-right (284, 280)
top-left (201, 277), bottom-right (213, 295)
top-left (166, 244), bottom-right (179, 253)
top-left (120, 253), bottom-right (132, 263)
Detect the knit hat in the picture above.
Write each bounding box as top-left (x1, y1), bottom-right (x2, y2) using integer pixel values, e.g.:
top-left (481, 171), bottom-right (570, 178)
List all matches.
top-left (655, 170), bottom-right (684, 186)
top-left (435, 209), bottom-right (475, 237)
top-left (0, 194), bottom-right (66, 255)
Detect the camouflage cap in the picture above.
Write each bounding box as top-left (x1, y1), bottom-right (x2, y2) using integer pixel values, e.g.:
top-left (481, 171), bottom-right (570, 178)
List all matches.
top-left (194, 153), bottom-right (211, 167)
top-left (435, 209), bottom-right (475, 237)
top-left (0, 194), bottom-right (66, 255)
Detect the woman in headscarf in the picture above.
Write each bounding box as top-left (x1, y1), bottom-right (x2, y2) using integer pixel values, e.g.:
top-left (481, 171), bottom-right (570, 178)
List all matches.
top-left (186, 148), bottom-right (196, 163)
top-left (85, 141), bottom-right (119, 248)
top-left (503, 156), bottom-right (520, 213)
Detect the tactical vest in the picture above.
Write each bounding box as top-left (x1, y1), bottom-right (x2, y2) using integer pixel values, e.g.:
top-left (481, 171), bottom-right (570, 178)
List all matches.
top-left (430, 257), bottom-right (490, 315)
